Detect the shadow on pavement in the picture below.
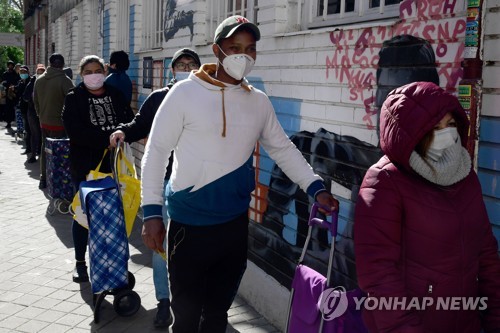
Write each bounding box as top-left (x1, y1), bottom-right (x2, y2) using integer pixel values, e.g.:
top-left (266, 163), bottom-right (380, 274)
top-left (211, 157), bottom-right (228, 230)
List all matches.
top-left (128, 216), bottom-right (154, 268)
top-left (73, 280), bottom-right (154, 332)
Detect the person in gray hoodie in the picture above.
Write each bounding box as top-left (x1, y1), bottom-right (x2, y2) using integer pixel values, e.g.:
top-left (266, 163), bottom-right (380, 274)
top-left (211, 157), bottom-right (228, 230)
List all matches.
top-left (34, 53), bottom-right (74, 189)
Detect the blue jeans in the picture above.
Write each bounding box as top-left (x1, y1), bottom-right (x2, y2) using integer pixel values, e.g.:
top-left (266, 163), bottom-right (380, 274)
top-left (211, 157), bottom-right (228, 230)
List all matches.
top-left (152, 191), bottom-right (170, 301)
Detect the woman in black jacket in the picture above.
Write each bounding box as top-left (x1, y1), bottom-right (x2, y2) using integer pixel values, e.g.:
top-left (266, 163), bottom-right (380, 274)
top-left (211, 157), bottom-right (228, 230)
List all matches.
top-left (62, 55), bottom-right (134, 282)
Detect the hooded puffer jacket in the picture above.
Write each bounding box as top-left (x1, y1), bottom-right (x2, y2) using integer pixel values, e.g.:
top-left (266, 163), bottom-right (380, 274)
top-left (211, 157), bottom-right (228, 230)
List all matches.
top-left (354, 82), bottom-right (500, 333)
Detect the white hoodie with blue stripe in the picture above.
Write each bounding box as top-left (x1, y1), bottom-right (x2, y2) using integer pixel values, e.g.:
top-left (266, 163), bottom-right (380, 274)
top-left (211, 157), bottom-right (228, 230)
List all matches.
top-left (141, 64), bottom-right (325, 226)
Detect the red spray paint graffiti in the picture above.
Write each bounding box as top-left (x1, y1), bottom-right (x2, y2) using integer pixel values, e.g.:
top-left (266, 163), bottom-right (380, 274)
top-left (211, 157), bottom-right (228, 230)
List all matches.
top-left (326, 0), bottom-right (466, 129)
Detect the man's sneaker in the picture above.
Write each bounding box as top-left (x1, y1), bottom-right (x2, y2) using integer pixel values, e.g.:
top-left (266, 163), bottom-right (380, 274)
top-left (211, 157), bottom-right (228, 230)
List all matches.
top-left (72, 262), bottom-right (89, 283)
top-left (27, 156), bottom-right (36, 163)
top-left (38, 179), bottom-right (47, 189)
top-left (154, 298), bottom-right (172, 329)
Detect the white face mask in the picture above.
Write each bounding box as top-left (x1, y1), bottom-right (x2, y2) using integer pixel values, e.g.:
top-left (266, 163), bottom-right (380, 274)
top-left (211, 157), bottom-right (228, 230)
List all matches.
top-left (174, 71), bottom-right (190, 82)
top-left (217, 45), bottom-right (255, 81)
top-left (427, 127), bottom-right (459, 161)
top-left (83, 73), bottom-right (105, 90)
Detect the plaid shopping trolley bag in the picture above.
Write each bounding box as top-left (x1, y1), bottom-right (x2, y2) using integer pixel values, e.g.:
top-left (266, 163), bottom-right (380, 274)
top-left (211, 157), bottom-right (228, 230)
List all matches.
top-left (45, 138), bottom-right (74, 215)
top-left (79, 151), bottom-right (141, 323)
top-left (14, 106), bottom-right (24, 141)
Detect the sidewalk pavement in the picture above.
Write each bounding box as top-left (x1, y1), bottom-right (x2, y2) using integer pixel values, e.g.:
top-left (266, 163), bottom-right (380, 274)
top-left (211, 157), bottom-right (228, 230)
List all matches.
top-left (0, 124), bottom-right (281, 333)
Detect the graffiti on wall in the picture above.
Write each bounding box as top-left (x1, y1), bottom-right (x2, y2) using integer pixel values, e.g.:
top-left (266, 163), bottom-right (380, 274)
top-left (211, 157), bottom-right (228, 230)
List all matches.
top-left (249, 0), bottom-right (468, 290)
top-left (250, 127), bottom-right (381, 289)
top-left (163, 0), bottom-right (194, 42)
top-left (326, 0), bottom-right (466, 129)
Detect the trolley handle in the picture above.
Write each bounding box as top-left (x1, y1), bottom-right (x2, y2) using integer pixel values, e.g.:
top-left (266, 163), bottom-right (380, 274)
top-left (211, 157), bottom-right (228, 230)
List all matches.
top-left (308, 203), bottom-right (338, 237)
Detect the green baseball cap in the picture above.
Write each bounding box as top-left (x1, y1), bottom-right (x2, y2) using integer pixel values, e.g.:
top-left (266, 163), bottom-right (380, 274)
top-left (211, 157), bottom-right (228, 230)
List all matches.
top-left (214, 15), bottom-right (260, 43)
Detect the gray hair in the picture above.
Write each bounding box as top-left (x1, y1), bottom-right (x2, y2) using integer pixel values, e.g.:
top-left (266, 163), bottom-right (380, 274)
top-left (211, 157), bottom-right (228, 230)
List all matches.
top-left (78, 55), bottom-right (105, 74)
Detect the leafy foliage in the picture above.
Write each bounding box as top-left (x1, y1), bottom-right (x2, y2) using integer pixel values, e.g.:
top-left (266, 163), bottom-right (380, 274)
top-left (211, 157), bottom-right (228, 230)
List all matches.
top-left (0, 0), bottom-right (24, 74)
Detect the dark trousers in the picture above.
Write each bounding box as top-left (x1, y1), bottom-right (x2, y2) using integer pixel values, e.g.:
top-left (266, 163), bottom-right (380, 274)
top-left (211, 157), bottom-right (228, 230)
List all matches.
top-left (21, 111), bottom-right (31, 151)
top-left (4, 99), bottom-right (15, 125)
top-left (27, 110), bottom-right (41, 155)
top-left (73, 220), bottom-right (88, 261)
top-left (40, 128), bottom-right (66, 181)
top-left (167, 214), bottom-right (248, 333)
top-left (72, 179), bottom-right (88, 261)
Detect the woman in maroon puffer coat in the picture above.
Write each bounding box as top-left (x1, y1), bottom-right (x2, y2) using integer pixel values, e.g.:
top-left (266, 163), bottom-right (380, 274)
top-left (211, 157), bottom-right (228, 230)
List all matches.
top-left (354, 81), bottom-right (500, 333)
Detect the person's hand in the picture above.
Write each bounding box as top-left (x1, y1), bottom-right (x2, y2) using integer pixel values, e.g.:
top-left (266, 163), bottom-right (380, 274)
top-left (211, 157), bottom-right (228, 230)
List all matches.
top-left (316, 191), bottom-right (339, 214)
top-left (109, 130), bottom-right (125, 148)
top-left (141, 218), bottom-right (166, 254)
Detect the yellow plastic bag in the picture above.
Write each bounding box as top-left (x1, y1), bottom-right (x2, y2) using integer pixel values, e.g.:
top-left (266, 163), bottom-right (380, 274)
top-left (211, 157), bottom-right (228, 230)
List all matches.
top-left (87, 150), bottom-right (112, 180)
top-left (71, 148), bottom-right (140, 237)
top-left (116, 149), bottom-right (141, 237)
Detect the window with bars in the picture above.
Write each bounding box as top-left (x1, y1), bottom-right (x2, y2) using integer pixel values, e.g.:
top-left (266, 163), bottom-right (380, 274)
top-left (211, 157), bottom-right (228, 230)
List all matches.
top-left (116, 0), bottom-right (130, 52)
top-left (152, 60), bottom-right (164, 90)
top-left (206, 0), bottom-right (259, 42)
top-left (89, 0), bottom-right (99, 55)
top-left (142, 0), bottom-right (164, 50)
top-left (307, 0), bottom-right (403, 28)
top-left (143, 57), bottom-right (153, 89)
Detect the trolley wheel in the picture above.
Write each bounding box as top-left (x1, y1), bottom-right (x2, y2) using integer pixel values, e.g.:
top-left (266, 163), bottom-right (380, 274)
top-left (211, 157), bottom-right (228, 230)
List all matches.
top-left (47, 200), bottom-right (56, 215)
top-left (69, 203), bottom-right (75, 216)
top-left (57, 200), bottom-right (71, 214)
top-left (127, 271), bottom-right (136, 290)
top-left (113, 289), bottom-right (141, 317)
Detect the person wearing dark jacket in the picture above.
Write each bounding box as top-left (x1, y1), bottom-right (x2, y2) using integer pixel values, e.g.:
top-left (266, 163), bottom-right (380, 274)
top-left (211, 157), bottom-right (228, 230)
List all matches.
top-left (23, 64), bottom-right (46, 163)
top-left (62, 55), bottom-right (134, 283)
top-left (14, 66), bottom-right (31, 154)
top-left (2, 60), bottom-right (20, 128)
top-left (105, 50), bottom-right (133, 106)
top-left (108, 47), bottom-right (201, 329)
top-left (354, 81), bottom-right (500, 333)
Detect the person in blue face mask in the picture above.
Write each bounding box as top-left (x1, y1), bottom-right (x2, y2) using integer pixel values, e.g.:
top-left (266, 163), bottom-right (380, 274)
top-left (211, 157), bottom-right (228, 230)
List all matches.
top-left (13, 66), bottom-right (31, 151)
top-left (109, 47), bottom-right (201, 329)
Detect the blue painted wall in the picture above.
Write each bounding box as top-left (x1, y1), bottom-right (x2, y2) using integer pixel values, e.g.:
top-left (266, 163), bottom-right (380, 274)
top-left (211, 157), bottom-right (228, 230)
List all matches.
top-left (478, 116), bottom-right (500, 245)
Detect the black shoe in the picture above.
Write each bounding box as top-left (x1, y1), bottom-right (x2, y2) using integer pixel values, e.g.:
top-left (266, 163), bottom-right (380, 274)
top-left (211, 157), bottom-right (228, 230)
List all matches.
top-left (5, 123), bottom-right (11, 129)
top-left (27, 156), bottom-right (37, 163)
top-left (21, 150), bottom-right (31, 155)
top-left (72, 262), bottom-right (89, 283)
top-left (39, 179), bottom-right (47, 189)
top-left (154, 298), bottom-right (172, 328)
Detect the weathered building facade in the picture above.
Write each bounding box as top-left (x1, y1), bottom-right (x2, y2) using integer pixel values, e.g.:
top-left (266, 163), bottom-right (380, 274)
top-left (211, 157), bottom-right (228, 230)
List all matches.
top-left (23, 0), bottom-right (500, 329)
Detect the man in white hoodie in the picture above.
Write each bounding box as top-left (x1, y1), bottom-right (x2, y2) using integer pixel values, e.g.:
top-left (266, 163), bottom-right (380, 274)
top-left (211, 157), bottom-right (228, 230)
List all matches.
top-left (140, 15), bottom-right (338, 333)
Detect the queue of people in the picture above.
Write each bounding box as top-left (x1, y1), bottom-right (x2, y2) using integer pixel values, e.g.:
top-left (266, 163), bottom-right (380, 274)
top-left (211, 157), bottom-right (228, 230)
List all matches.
top-left (1, 60), bottom-right (44, 164)
top-left (3, 14), bottom-right (499, 333)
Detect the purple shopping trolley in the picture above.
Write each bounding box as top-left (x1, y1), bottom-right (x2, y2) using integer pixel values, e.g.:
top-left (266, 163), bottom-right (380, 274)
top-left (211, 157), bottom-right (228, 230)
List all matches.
top-left (285, 203), bottom-right (368, 333)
